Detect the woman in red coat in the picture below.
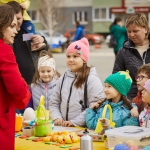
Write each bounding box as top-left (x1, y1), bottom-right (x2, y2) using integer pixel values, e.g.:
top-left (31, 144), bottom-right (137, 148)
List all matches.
top-left (0, 4), bottom-right (31, 150)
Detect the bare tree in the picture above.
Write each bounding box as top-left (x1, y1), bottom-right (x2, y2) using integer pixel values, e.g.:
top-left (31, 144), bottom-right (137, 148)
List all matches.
top-left (38, 0), bottom-right (66, 39)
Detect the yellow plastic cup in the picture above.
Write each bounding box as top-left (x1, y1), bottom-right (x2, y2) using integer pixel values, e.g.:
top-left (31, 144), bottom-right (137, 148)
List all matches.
top-left (15, 116), bottom-right (23, 132)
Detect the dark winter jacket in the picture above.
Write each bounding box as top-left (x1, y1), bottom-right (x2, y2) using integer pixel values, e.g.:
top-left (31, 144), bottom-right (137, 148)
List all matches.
top-left (113, 39), bottom-right (150, 100)
top-left (13, 28), bottom-right (48, 85)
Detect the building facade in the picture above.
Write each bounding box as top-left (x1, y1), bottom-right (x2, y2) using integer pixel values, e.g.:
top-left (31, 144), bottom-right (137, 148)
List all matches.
top-left (29, 0), bottom-right (150, 35)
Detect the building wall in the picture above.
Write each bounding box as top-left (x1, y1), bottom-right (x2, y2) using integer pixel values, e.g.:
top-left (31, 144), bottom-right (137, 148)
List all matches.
top-left (93, 0), bottom-right (121, 7)
top-left (126, 0), bottom-right (150, 6)
top-left (92, 0), bottom-right (122, 34)
top-left (59, 0), bottom-right (92, 7)
top-left (61, 7), bottom-right (92, 33)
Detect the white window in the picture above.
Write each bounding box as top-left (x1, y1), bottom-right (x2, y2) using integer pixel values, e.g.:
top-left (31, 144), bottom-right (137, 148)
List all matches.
top-left (72, 11), bottom-right (88, 25)
top-left (27, 10), bottom-right (40, 23)
top-left (93, 8), bottom-right (111, 22)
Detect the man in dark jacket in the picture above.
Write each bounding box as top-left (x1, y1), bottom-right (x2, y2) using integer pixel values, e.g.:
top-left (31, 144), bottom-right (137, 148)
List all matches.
top-left (72, 21), bottom-right (85, 42)
top-left (8, 2), bottom-right (48, 85)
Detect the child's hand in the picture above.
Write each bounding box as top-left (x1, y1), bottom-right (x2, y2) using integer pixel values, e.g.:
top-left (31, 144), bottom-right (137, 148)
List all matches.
top-left (90, 100), bottom-right (102, 109)
top-left (130, 107), bottom-right (139, 118)
top-left (54, 118), bottom-right (64, 126)
top-left (20, 3), bottom-right (26, 9)
top-left (62, 121), bottom-right (74, 127)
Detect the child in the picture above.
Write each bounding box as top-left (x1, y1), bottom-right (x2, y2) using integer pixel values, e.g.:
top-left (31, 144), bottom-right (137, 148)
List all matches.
top-left (31, 50), bottom-right (60, 110)
top-left (132, 63), bottom-right (150, 113)
top-left (0, 0), bottom-right (46, 51)
top-left (139, 79), bottom-right (150, 128)
top-left (85, 71), bottom-right (139, 130)
top-left (49, 37), bottom-right (105, 127)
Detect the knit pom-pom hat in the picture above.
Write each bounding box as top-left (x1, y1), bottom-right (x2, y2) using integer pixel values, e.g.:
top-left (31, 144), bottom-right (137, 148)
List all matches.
top-left (66, 37), bottom-right (89, 62)
top-left (104, 70), bottom-right (132, 96)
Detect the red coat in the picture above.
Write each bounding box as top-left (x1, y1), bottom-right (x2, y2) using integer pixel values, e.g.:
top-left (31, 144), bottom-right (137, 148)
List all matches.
top-left (0, 39), bottom-right (31, 150)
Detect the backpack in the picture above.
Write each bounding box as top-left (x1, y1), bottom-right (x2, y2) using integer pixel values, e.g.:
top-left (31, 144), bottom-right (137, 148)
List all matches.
top-left (109, 34), bottom-right (117, 48)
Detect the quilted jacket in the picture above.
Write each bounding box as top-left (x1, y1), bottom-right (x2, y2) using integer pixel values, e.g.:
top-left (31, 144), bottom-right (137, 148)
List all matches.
top-left (113, 38), bottom-right (150, 100)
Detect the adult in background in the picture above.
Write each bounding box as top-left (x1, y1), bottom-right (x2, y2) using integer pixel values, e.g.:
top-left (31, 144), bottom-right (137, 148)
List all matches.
top-left (72, 20), bottom-right (85, 42)
top-left (0, 4), bottom-right (31, 150)
top-left (7, 1), bottom-right (48, 85)
top-left (110, 17), bottom-right (127, 56)
top-left (113, 13), bottom-right (150, 100)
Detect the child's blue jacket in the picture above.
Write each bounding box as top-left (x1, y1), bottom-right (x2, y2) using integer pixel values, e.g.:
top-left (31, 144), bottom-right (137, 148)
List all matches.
top-left (85, 100), bottom-right (139, 130)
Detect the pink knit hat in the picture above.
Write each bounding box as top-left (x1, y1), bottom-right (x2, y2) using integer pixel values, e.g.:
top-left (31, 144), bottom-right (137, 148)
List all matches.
top-left (66, 37), bottom-right (89, 62)
top-left (143, 79), bottom-right (150, 93)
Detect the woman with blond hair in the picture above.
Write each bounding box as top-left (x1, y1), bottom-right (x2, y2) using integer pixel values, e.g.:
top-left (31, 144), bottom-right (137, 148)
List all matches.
top-left (113, 13), bottom-right (150, 100)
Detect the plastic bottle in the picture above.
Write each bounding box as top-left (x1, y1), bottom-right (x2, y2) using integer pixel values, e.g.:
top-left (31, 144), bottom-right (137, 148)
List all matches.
top-left (80, 128), bottom-right (93, 150)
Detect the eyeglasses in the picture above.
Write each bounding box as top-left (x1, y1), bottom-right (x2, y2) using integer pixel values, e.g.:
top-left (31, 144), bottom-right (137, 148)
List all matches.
top-left (135, 75), bottom-right (149, 81)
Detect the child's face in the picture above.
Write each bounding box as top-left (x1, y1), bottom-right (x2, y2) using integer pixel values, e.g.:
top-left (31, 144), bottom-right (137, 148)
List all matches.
top-left (142, 88), bottom-right (150, 104)
top-left (136, 72), bottom-right (149, 91)
top-left (104, 83), bottom-right (121, 102)
top-left (39, 66), bottom-right (55, 83)
top-left (66, 53), bottom-right (84, 72)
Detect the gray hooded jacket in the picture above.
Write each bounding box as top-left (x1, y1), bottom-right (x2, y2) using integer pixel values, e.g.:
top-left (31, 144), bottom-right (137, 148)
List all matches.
top-left (49, 67), bottom-right (105, 127)
top-left (31, 77), bottom-right (58, 110)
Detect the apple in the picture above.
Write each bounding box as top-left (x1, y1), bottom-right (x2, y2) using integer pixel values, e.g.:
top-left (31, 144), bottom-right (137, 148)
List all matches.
top-left (43, 137), bottom-right (51, 142)
top-left (52, 135), bottom-right (59, 142)
top-left (71, 135), bottom-right (80, 143)
top-left (46, 136), bottom-right (52, 142)
top-left (47, 131), bottom-right (55, 136)
top-left (57, 135), bottom-right (65, 144)
top-left (64, 135), bottom-right (72, 144)
top-left (61, 130), bottom-right (69, 135)
top-left (57, 132), bottom-right (62, 135)
top-left (53, 132), bottom-right (58, 135)
top-left (61, 134), bottom-right (66, 137)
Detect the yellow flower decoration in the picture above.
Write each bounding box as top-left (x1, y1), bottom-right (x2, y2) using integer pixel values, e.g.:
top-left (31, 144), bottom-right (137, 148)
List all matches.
top-left (120, 70), bottom-right (132, 82)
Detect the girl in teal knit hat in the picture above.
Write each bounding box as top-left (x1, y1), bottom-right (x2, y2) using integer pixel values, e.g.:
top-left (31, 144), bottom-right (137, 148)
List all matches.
top-left (85, 71), bottom-right (139, 130)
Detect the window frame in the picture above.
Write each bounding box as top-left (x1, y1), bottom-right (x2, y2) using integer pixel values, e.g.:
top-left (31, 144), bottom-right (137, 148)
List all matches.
top-left (27, 10), bottom-right (40, 23)
top-left (72, 11), bottom-right (88, 25)
top-left (92, 7), bottom-right (112, 22)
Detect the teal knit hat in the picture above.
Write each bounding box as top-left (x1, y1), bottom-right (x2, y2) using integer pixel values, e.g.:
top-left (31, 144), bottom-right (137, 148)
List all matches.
top-left (104, 70), bottom-right (132, 96)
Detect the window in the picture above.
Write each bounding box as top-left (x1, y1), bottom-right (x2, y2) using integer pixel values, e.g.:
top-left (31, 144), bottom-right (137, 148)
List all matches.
top-left (27, 10), bottom-right (39, 22)
top-left (72, 11), bottom-right (88, 24)
top-left (93, 8), bottom-right (111, 21)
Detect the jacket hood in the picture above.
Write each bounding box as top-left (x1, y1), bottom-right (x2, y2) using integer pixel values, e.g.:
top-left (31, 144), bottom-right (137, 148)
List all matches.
top-left (123, 40), bottom-right (135, 49)
top-left (66, 67), bottom-right (98, 78)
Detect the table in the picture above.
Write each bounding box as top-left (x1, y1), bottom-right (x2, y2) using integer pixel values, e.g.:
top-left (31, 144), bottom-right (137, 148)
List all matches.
top-left (15, 137), bottom-right (107, 150)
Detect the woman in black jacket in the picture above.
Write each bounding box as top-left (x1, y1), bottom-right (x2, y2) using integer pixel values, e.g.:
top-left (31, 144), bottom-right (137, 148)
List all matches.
top-left (112, 13), bottom-right (150, 100)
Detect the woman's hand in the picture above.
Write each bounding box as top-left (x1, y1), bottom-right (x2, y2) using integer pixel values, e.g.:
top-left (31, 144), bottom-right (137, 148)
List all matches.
top-left (130, 107), bottom-right (139, 118)
top-left (62, 121), bottom-right (74, 127)
top-left (31, 35), bottom-right (44, 45)
top-left (54, 118), bottom-right (64, 126)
